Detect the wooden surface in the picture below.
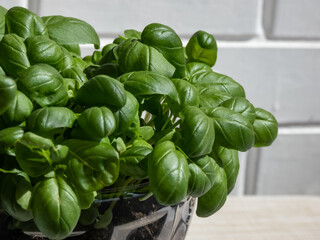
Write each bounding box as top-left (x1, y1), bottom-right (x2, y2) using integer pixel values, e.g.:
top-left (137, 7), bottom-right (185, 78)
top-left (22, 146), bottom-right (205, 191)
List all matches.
top-left (186, 196), bottom-right (320, 240)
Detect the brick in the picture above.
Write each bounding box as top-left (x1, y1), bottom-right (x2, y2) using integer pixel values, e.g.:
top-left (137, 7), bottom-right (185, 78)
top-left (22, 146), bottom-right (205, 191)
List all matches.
top-left (214, 46), bottom-right (320, 124)
top-left (38, 0), bottom-right (260, 40)
top-left (0, 0), bottom-right (28, 9)
top-left (264, 0), bottom-right (320, 40)
top-left (253, 133), bottom-right (320, 195)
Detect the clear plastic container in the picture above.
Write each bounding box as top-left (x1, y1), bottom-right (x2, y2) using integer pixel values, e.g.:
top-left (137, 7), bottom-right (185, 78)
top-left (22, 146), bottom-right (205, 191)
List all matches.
top-left (23, 182), bottom-right (196, 240)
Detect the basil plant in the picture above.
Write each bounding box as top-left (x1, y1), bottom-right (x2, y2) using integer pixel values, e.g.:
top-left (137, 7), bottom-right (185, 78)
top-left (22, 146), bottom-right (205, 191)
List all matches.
top-left (0, 6), bottom-right (278, 240)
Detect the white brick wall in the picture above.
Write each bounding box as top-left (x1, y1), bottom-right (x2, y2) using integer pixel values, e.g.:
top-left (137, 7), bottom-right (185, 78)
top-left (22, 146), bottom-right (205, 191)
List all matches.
top-left (1, 0), bottom-right (319, 195)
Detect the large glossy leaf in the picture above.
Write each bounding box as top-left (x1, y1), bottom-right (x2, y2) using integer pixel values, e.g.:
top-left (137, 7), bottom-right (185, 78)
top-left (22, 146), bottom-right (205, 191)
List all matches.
top-left (5, 7), bottom-right (48, 39)
top-left (210, 145), bottom-right (239, 193)
top-left (199, 87), bottom-right (232, 108)
top-left (141, 23), bottom-right (186, 78)
top-left (220, 97), bottom-right (256, 124)
top-left (186, 62), bottom-right (245, 97)
top-left (196, 165), bottom-right (228, 217)
top-left (118, 39), bottom-right (175, 78)
top-left (203, 107), bottom-right (255, 151)
top-left (113, 91), bottom-right (139, 135)
top-left (253, 108), bottom-right (278, 147)
top-left (27, 107), bottom-right (76, 138)
top-left (188, 156), bottom-right (216, 197)
top-left (0, 127), bottom-right (24, 156)
top-left (64, 139), bottom-right (119, 192)
top-left (18, 64), bottom-right (69, 107)
top-left (42, 15), bottom-right (100, 48)
top-left (0, 33), bottom-right (30, 78)
top-left (26, 35), bottom-right (64, 69)
top-left (31, 174), bottom-right (80, 240)
top-left (71, 106), bottom-right (116, 141)
top-left (15, 132), bottom-right (54, 177)
top-left (0, 75), bottom-right (17, 115)
top-left (2, 91), bottom-right (33, 125)
top-left (120, 71), bottom-right (179, 103)
top-left (76, 75), bottom-right (127, 109)
top-left (148, 141), bottom-right (189, 205)
top-left (170, 78), bottom-right (200, 111)
top-left (120, 146), bottom-right (152, 179)
top-left (0, 169), bottom-right (32, 221)
top-left (186, 30), bottom-right (218, 67)
top-left (180, 106), bottom-right (215, 158)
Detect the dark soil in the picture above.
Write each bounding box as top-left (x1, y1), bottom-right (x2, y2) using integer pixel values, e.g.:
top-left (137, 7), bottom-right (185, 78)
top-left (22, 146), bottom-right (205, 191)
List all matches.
top-left (0, 196), bottom-right (174, 240)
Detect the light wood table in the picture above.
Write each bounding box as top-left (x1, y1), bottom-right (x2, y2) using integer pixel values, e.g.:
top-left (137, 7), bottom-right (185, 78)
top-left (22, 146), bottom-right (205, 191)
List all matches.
top-left (186, 196), bottom-right (320, 240)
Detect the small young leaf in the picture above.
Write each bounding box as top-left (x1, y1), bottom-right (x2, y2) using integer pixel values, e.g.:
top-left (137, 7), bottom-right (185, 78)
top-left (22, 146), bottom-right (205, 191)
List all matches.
top-left (253, 108), bottom-right (278, 147)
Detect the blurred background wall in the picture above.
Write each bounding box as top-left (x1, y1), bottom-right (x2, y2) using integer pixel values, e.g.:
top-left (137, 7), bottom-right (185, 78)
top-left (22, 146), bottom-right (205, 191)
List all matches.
top-left (2, 0), bottom-right (319, 195)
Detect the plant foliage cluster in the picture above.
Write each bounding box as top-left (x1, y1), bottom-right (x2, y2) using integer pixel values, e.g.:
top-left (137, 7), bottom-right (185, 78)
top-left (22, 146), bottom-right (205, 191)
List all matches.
top-left (0, 6), bottom-right (278, 240)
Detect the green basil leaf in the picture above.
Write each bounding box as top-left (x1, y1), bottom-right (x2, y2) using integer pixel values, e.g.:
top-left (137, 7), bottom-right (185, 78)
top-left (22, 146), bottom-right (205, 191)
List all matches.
top-left (26, 35), bottom-right (64, 69)
top-left (126, 112), bottom-right (140, 139)
top-left (31, 174), bottom-right (80, 239)
top-left (0, 33), bottom-right (30, 78)
top-left (60, 43), bottom-right (81, 57)
top-left (186, 30), bottom-right (218, 67)
top-left (2, 91), bottom-right (33, 126)
top-left (188, 156), bottom-right (216, 197)
top-left (76, 75), bottom-right (127, 109)
top-left (57, 47), bottom-right (74, 71)
top-left (71, 106), bottom-right (116, 141)
top-left (253, 108), bottom-right (278, 147)
top-left (170, 78), bottom-right (200, 111)
top-left (90, 63), bottom-right (121, 79)
top-left (148, 141), bottom-right (189, 205)
top-left (180, 106), bottom-right (215, 158)
top-left (0, 127), bottom-right (24, 156)
top-left (139, 126), bottom-right (155, 141)
top-left (6, 7), bottom-right (48, 39)
top-left (0, 6), bottom-right (7, 40)
top-left (42, 15), bottom-right (100, 48)
top-left (118, 39), bottom-right (175, 78)
top-left (0, 169), bottom-right (32, 221)
top-left (61, 66), bottom-right (88, 90)
top-left (15, 132), bottom-right (54, 177)
top-left (210, 145), bottom-right (239, 193)
top-left (199, 87), bottom-right (232, 108)
top-left (124, 29), bottom-right (141, 39)
top-left (74, 188), bottom-right (97, 210)
top-left (27, 107), bottom-right (76, 138)
top-left (220, 97), bottom-right (256, 124)
top-left (203, 107), bottom-right (255, 151)
top-left (141, 23), bottom-right (186, 78)
top-left (18, 64), bottom-right (69, 107)
top-left (0, 75), bottom-right (17, 115)
top-left (186, 62), bottom-right (245, 98)
top-left (113, 91), bottom-right (139, 135)
top-left (64, 139), bottom-right (119, 191)
top-left (120, 71), bottom-right (179, 103)
top-left (120, 146), bottom-right (152, 178)
top-left (196, 165), bottom-right (228, 217)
